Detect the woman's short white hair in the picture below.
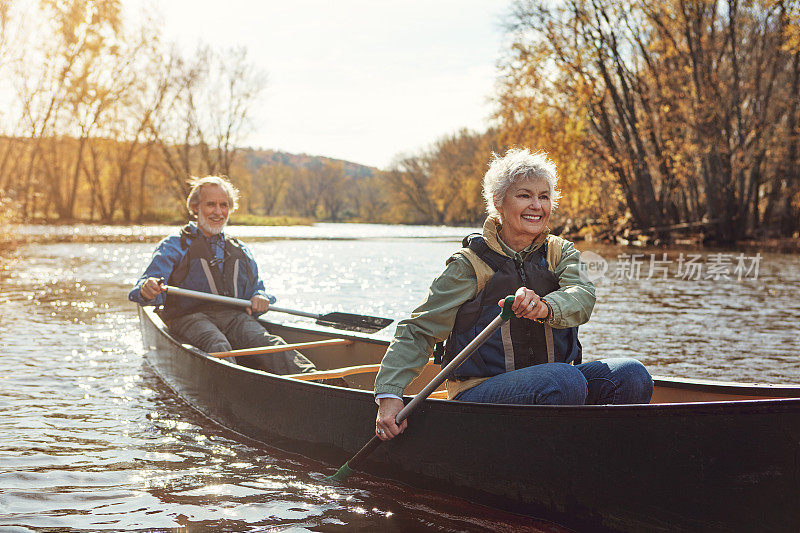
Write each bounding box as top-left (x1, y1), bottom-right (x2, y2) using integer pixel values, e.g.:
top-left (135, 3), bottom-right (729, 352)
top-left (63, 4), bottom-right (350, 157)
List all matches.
top-left (186, 175), bottom-right (240, 215)
top-left (482, 148), bottom-right (561, 217)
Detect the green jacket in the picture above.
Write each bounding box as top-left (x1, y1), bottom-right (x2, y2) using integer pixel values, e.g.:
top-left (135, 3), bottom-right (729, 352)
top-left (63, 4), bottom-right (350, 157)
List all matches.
top-left (374, 216), bottom-right (596, 398)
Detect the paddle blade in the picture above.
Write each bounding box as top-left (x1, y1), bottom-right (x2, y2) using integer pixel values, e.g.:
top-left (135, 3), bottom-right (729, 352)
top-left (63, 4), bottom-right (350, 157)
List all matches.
top-left (324, 462), bottom-right (353, 482)
top-left (315, 312), bottom-right (393, 334)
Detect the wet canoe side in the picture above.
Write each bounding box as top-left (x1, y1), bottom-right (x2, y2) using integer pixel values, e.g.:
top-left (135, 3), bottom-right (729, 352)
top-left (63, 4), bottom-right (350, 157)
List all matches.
top-left (138, 307), bottom-right (800, 532)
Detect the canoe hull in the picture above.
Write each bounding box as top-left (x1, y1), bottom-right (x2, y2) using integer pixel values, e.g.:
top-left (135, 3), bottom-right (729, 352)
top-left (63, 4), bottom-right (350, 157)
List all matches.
top-left (138, 307), bottom-right (800, 532)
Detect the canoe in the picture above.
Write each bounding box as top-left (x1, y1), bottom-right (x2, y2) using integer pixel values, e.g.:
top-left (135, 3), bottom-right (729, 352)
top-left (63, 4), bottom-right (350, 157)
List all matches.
top-left (137, 306), bottom-right (800, 532)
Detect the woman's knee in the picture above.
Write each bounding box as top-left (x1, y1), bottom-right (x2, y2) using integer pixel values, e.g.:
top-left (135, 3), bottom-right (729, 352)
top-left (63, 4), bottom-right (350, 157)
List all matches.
top-left (457, 364), bottom-right (586, 405)
top-left (614, 358), bottom-right (654, 404)
top-left (537, 363), bottom-right (587, 405)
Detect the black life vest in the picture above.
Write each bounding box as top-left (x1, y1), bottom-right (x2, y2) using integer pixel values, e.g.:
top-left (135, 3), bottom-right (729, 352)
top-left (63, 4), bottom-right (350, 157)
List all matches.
top-left (158, 224), bottom-right (255, 321)
top-left (437, 234), bottom-right (582, 379)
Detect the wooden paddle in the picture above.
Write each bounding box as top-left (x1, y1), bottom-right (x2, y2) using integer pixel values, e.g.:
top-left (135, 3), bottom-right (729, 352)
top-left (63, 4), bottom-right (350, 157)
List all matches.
top-left (326, 295), bottom-right (516, 482)
top-left (160, 284), bottom-right (393, 334)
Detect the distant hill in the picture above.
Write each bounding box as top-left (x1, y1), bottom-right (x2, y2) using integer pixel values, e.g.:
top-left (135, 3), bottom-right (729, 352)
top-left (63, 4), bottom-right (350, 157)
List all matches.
top-left (239, 147), bottom-right (377, 180)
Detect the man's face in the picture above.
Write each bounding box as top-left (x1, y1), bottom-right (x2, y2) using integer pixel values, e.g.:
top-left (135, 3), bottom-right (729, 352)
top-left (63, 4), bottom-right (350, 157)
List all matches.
top-left (196, 184), bottom-right (230, 236)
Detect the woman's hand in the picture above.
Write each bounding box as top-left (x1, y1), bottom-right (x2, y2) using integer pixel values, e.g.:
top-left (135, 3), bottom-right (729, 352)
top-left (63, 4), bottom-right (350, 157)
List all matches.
top-left (499, 287), bottom-right (549, 321)
top-left (375, 397), bottom-right (407, 441)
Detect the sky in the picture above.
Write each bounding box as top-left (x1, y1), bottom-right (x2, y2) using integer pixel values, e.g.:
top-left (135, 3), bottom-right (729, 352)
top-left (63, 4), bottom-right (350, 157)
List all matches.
top-left (148, 1), bottom-right (511, 169)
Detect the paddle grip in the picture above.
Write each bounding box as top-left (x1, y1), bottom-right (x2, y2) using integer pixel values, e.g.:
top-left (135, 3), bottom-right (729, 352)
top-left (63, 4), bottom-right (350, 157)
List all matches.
top-left (500, 295), bottom-right (515, 321)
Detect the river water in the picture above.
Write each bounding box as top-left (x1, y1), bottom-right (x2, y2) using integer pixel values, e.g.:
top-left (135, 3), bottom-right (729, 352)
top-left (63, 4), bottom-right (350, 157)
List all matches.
top-left (1, 223), bottom-right (798, 531)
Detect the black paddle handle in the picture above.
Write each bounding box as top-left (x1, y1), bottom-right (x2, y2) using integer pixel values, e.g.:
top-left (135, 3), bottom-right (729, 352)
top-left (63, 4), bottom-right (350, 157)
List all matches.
top-left (346, 435), bottom-right (382, 471)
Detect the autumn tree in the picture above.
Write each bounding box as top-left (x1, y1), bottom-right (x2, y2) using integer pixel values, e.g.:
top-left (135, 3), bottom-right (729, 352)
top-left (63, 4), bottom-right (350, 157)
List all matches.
top-left (427, 129), bottom-right (499, 224)
top-left (81, 21), bottom-right (167, 223)
top-left (502, 0), bottom-right (800, 241)
top-left (148, 44), bottom-right (266, 204)
top-left (761, 0), bottom-right (800, 236)
top-left (0, 0), bottom-right (22, 197)
top-left (285, 166), bottom-right (323, 218)
top-left (317, 161), bottom-right (349, 221)
top-left (381, 129), bottom-right (498, 225)
top-left (14, 0), bottom-right (124, 221)
top-left (382, 154), bottom-right (443, 224)
top-left (352, 175), bottom-right (389, 222)
top-left (494, 42), bottom-right (622, 225)
top-left (251, 163), bottom-right (292, 215)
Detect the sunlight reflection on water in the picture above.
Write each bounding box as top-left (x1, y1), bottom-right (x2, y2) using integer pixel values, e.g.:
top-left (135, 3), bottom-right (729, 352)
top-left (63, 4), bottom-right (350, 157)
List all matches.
top-left (1, 223), bottom-right (570, 532)
top-left (1, 224), bottom-right (798, 531)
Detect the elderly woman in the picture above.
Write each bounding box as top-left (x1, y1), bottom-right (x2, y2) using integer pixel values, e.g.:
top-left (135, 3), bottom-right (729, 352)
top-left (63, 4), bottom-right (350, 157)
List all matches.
top-left (374, 148), bottom-right (653, 441)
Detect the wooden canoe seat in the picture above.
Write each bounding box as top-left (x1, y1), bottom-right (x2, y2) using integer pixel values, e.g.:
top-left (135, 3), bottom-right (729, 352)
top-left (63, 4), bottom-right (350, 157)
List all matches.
top-left (286, 363), bottom-right (382, 381)
top-left (287, 358), bottom-right (439, 382)
top-left (288, 365), bottom-right (449, 400)
top-left (286, 358), bottom-right (448, 402)
top-left (209, 338), bottom-right (353, 358)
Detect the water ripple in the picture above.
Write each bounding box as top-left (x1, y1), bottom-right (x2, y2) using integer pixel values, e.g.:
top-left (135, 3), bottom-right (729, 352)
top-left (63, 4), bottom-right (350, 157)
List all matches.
top-left (2, 228), bottom-right (798, 531)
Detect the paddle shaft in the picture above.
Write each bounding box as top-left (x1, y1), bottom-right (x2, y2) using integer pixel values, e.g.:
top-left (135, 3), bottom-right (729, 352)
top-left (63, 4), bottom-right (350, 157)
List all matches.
top-left (396, 312), bottom-right (507, 424)
top-left (162, 285), bottom-right (319, 319)
top-left (339, 302), bottom-right (512, 475)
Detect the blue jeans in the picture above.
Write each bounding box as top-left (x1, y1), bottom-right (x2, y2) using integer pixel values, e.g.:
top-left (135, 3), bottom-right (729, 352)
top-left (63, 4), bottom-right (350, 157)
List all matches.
top-left (454, 358), bottom-right (654, 405)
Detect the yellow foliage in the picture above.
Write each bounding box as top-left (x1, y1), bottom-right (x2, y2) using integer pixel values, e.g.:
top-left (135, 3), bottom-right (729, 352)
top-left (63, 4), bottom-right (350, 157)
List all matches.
top-left (490, 0), bottom-right (800, 239)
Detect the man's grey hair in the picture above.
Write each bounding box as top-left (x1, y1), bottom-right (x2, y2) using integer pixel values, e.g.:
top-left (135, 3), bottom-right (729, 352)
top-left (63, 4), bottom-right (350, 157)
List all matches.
top-left (482, 148), bottom-right (561, 217)
top-left (186, 176), bottom-right (240, 215)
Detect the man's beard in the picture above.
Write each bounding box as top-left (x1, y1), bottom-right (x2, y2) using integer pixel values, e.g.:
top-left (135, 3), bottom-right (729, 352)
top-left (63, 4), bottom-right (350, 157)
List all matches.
top-left (198, 212), bottom-right (228, 236)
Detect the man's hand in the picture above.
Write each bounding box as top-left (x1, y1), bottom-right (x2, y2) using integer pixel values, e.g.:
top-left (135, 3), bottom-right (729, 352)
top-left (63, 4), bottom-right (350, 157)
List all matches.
top-left (140, 277), bottom-right (166, 301)
top-left (249, 294), bottom-right (270, 315)
top-left (375, 397), bottom-right (407, 441)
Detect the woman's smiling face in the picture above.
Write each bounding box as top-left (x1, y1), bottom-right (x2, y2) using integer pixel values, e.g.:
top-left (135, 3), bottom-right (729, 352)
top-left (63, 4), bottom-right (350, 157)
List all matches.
top-left (497, 178), bottom-right (552, 250)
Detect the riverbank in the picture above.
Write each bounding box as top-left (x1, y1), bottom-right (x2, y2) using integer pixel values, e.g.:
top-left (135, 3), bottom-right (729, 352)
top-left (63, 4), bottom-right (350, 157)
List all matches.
top-left (0, 214), bottom-right (312, 252)
top-left (565, 230), bottom-right (800, 253)
top-left (557, 218), bottom-right (800, 253)
top-left (3, 220), bottom-right (799, 256)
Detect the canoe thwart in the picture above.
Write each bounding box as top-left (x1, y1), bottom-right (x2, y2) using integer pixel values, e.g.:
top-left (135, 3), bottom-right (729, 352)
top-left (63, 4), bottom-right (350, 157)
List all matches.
top-left (209, 338), bottom-right (353, 358)
top-left (286, 363), bottom-right (382, 381)
top-left (287, 358), bottom-right (439, 382)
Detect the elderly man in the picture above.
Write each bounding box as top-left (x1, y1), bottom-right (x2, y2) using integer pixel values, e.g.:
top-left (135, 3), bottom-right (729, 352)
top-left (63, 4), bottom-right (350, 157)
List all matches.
top-left (129, 175), bottom-right (315, 374)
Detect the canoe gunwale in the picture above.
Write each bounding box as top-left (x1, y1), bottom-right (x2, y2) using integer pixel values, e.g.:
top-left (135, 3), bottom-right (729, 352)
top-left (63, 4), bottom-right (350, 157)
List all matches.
top-left (652, 374), bottom-right (800, 396)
